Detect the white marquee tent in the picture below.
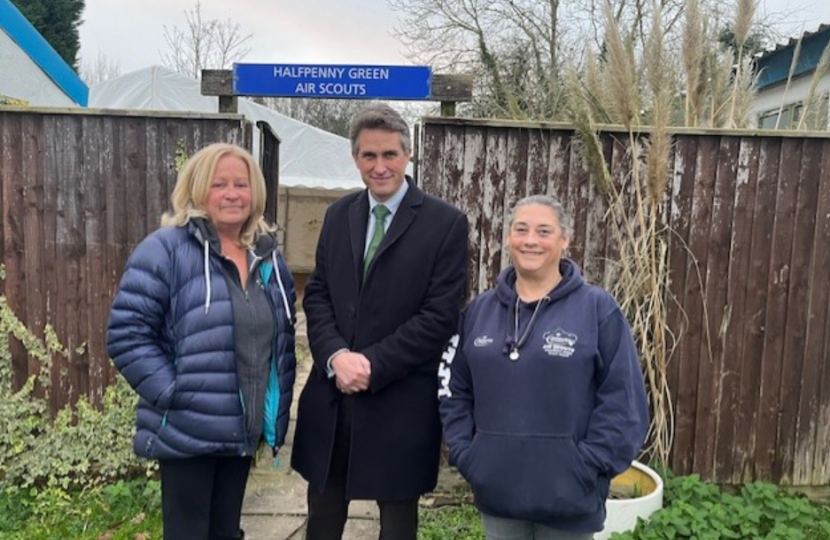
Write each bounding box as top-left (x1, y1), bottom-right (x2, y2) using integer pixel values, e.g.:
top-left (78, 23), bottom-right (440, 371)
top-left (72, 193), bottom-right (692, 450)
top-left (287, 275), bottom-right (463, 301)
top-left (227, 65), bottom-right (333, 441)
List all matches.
top-left (89, 66), bottom-right (363, 190)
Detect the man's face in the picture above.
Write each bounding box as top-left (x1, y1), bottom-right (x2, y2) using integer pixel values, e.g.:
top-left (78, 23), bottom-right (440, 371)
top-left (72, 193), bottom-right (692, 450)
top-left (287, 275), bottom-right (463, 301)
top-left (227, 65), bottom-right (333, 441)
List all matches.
top-left (353, 128), bottom-right (410, 202)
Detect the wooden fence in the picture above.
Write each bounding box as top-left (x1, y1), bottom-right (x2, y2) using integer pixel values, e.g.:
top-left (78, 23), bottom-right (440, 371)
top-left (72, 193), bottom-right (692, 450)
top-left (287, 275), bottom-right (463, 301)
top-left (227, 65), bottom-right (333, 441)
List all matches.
top-left (418, 117), bottom-right (830, 486)
top-left (0, 107), bottom-right (251, 414)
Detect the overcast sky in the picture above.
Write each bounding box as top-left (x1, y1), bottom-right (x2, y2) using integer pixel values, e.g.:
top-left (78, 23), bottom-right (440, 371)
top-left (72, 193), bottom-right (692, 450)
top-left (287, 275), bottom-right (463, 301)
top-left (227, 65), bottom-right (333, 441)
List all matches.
top-left (78, 0), bottom-right (830, 76)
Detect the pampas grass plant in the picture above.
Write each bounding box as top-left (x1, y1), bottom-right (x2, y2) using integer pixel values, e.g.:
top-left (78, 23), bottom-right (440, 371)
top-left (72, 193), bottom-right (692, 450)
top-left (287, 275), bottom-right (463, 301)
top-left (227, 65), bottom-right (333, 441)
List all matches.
top-left (566, 0), bottom-right (676, 468)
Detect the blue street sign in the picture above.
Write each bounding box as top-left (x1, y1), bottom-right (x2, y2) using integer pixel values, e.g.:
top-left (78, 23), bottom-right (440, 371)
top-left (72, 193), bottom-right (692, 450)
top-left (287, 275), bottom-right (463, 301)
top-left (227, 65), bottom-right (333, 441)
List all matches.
top-left (233, 63), bottom-right (433, 100)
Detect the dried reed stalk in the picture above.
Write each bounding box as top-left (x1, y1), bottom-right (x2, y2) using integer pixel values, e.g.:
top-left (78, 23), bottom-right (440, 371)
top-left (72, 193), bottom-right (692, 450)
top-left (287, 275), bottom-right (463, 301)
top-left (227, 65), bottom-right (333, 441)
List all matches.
top-left (727, 0), bottom-right (758, 126)
top-left (682, 0), bottom-right (704, 126)
top-left (603, 1), bottom-right (639, 129)
top-left (798, 41), bottom-right (830, 130)
top-left (775, 36), bottom-right (803, 129)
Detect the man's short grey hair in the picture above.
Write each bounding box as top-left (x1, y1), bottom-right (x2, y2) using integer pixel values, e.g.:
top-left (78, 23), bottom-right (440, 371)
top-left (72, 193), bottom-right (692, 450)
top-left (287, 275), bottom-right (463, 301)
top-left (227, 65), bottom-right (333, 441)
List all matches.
top-left (349, 103), bottom-right (412, 155)
top-left (509, 194), bottom-right (574, 239)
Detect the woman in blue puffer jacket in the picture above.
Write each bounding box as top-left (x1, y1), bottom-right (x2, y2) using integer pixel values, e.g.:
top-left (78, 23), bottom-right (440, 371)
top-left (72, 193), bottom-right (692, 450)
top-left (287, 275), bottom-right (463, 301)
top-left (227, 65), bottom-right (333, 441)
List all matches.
top-left (107, 142), bottom-right (296, 540)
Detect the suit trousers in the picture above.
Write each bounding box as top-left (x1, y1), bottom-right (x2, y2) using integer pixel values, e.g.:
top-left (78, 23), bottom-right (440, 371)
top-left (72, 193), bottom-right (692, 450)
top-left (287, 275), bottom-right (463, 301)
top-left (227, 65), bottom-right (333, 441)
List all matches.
top-left (305, 394), bottom-right (419, 540)
top-left (159, 455), bottom-right (252, 540)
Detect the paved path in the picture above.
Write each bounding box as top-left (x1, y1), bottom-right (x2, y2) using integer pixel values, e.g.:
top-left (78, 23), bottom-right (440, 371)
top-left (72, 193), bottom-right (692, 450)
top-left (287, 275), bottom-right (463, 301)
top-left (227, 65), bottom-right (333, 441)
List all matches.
top-left (241, 324), bottom-right (467, 539)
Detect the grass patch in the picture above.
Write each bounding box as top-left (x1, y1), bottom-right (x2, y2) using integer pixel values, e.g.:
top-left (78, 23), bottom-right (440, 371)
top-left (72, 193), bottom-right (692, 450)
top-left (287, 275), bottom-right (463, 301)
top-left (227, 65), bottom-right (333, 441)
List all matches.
top-left (418, 503), bottom-right (483, 540)
top-left (0, 479), bottom-right (162, 540)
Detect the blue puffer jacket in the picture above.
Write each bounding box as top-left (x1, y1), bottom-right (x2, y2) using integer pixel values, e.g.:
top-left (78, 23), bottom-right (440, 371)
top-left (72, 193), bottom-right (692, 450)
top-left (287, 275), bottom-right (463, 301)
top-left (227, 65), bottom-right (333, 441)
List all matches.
top-left (107, 221), bottom-right (296, 459)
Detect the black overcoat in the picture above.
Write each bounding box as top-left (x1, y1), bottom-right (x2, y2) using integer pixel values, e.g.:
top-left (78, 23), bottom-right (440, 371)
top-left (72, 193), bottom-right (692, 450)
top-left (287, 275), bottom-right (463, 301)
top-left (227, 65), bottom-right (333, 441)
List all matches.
top-left (291, 179), bottom-right (468, 500)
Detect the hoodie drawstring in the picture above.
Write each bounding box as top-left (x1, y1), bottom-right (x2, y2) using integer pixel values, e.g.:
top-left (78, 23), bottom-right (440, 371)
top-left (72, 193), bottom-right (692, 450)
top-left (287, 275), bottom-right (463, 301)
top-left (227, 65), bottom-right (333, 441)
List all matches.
top-left (249, 251), bottom-right (263, 276)
top-left (272, 251), bottom-right (293, 325)
top-left (204, 241), bottom-right (212, 314)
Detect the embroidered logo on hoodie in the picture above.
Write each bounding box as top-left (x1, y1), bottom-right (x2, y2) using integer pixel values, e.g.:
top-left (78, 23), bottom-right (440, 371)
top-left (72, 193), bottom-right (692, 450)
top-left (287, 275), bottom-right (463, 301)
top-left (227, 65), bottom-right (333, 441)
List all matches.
top-left (473, 335), bottom-right (494, 347)
top-left (542, 329), bottom-right (578, 358)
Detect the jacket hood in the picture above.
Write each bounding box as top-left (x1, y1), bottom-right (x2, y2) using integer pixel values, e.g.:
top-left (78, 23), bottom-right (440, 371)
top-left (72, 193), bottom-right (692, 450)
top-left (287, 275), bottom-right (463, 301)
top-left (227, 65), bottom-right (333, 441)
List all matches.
top-left (188, 218), bottom-right (284, 314)
top-left (495, 258), bottom-right (585, 306)
top-left (188, 218), bottom-right (279, 258)
top-left (494, 259), bottom-right (585, 355)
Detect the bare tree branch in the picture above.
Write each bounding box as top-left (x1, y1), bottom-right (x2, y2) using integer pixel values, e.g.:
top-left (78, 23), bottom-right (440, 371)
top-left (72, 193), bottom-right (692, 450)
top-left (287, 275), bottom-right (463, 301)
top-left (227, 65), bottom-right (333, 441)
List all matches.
top-left (160, 1), bottom-right (252, 79)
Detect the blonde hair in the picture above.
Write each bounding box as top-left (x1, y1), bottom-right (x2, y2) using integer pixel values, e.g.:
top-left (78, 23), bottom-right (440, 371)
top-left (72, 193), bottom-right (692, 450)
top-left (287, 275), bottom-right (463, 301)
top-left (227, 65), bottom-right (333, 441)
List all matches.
top-left (161, 143), bottom-right (272, 247)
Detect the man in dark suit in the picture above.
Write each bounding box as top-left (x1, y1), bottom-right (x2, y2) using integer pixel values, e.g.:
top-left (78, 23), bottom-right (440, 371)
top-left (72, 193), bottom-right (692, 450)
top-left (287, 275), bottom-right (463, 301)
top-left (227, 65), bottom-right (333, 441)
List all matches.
top-left (291, 104), bottom-right (468, 540)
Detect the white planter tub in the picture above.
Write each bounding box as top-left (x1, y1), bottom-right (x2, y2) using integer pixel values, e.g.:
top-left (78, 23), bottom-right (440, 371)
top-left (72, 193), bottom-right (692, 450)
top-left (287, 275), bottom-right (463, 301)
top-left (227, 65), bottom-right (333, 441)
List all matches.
top-left (595, 461), bottom-right (664, 540)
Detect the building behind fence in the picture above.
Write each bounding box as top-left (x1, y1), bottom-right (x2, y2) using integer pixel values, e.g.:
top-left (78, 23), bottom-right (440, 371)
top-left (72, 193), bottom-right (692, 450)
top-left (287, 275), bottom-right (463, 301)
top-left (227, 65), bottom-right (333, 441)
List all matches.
top-left (418, 117), bottom-right (830, 487)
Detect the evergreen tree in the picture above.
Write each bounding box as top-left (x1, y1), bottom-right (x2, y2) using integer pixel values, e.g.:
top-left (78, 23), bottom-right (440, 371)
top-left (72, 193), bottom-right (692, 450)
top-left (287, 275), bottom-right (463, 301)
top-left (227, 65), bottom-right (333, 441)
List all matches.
top-left (11, 0), bottom-right (85, 72)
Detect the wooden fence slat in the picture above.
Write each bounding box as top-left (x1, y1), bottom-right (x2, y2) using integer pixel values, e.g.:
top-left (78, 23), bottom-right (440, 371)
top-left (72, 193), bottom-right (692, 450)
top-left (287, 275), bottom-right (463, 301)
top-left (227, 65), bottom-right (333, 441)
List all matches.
top-left (83, 116), bottom-right (109, 405)
top-left (161, 119), bottom-right (181, 217)
top-left (460, 126), bottom-right (485, 301)
top-left (125, 117), bottom-right (148, 249)
top-left (666, 135), bottom-right (698, 451)
top-left (600, 136), bottom-right (630, 288)
top-left (479, 129), bottom-right (508, 290)
top-left (144, 121), bottom-right (166, 231)
top-left (52, 115), bottom-right (82, 410)
top-left (418, 120), bottom-right (444, 197)
top-left (546, 131), bottom-right (571, 203)
top-left (714, 137), bottom-right (760, 481)
top-left (754, 138), bottom-right (803, 481)
top-left (526, 129), bottom-right (549, 196)
top-left (732, 137), bottom-right (782, 483)
top-left (693, 136), bottom-right (739, 479)
top-left (442, 125), bottom-right (466, 216)
top-left (21, 114), bottom-right (46, 389)
top-left (104, 116), bottom-right (127, 387)
top-left (796, 138), bottom-right (830, 485)
top-left (672, 135), bottom-right (719, 475)
top-left (775, 138), bottom-right (822, 484)
top-left (40, 115), bottom-right (59, 401)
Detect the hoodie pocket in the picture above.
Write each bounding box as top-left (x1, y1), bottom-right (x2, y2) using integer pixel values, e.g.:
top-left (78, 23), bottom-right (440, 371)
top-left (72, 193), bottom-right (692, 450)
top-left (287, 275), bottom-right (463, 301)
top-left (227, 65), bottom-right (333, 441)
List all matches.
top-left (463, 431), bottom-right (601, 520)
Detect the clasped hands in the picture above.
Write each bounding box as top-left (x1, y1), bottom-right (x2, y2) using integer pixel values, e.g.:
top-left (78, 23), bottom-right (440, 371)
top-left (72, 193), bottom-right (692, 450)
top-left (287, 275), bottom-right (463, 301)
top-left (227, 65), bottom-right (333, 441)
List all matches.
top-left (332, 351), bottom-right (371, 395)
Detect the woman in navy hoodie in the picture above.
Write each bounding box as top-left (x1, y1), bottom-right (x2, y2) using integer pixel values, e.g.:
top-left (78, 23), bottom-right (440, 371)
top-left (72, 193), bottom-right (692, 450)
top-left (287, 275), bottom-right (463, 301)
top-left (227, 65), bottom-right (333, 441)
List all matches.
top-left (439, 195), bottom-right (649, 540)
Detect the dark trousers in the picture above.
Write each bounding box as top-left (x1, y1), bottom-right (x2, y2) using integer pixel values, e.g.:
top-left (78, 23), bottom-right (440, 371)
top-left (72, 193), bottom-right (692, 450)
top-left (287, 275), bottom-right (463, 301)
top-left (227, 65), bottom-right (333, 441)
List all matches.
top-left (159, 455), bottom-right (252, 540)
top-left (305, 397), bottom-right (419, 540)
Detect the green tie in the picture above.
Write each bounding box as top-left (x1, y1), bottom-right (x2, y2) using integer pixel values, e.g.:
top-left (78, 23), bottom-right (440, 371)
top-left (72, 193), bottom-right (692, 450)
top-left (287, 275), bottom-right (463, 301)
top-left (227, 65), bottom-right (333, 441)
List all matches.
top-left (364, 204), bottom-right (391, 275)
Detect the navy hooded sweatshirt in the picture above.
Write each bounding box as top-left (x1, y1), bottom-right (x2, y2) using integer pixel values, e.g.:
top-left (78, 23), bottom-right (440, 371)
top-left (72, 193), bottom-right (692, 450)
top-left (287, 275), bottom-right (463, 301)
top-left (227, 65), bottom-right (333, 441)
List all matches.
top-left (438, 259), bottom-right (649, 533)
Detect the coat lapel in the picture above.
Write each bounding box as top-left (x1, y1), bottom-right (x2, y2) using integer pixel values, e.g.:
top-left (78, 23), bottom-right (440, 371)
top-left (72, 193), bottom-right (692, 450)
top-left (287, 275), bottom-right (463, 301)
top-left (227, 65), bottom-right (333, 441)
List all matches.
top-left (349, 191), bottom-right (370, 280)
top-left (372, 179), bottom-right (423, 263)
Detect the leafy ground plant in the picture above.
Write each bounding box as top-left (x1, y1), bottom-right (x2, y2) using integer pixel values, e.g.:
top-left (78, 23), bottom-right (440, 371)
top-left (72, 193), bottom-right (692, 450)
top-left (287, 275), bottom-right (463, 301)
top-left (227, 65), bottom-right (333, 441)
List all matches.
top-left (611, 473), bottom-right (830, 540)
top-left (418, 471), bottom-right (830, 540)
top-left (0, 479), bottom-right (162, 540)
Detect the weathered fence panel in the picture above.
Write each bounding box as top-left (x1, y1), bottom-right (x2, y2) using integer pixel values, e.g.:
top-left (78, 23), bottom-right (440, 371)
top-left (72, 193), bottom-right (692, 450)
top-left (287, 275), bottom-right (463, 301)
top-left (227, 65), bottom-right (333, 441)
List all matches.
top-left (0, 108), bottom-right (250, 411)
top-left (419, 117), bottom-right (830, 486)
